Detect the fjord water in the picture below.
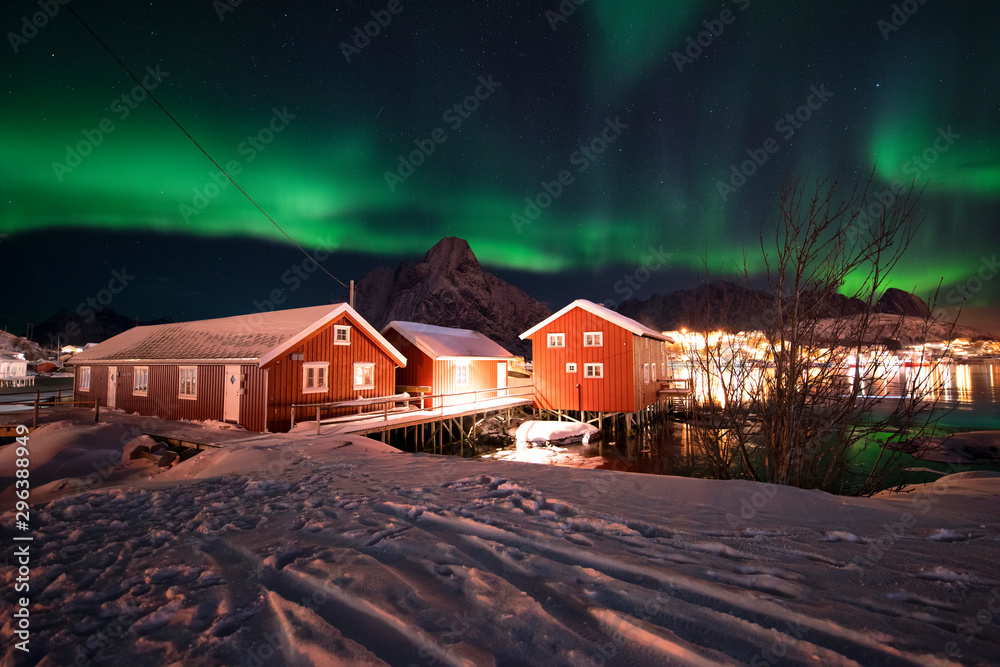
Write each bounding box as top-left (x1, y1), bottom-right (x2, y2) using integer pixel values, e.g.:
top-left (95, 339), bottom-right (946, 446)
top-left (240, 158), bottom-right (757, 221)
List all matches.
top-left (620, 361), bottom-right (1000, 481)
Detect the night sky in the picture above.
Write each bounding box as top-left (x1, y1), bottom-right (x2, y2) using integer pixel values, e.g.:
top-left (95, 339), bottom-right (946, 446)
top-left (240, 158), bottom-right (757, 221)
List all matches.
top-left (1, 0), bottom-right (998, 334)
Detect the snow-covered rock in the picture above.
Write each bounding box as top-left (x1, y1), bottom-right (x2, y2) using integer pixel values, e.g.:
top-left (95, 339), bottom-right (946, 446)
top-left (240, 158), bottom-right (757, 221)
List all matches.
top-left (514, 420), bottom-right (599, 448)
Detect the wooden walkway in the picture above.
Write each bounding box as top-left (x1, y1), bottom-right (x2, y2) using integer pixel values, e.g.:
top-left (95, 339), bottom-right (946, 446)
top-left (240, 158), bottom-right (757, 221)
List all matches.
top-left (323, 395), bottom-right (533, 436)
top-left (659, 378), bottom-right (693, 411)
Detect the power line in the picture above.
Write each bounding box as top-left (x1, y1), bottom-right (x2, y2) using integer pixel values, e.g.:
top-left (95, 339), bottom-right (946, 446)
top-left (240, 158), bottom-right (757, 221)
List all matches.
top-left (62, 3), bottom-right (349, 290)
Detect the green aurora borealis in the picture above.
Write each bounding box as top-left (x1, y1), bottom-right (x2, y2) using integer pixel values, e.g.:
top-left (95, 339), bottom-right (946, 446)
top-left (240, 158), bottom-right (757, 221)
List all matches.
top-left (1, 0), bottom-right (998, 327)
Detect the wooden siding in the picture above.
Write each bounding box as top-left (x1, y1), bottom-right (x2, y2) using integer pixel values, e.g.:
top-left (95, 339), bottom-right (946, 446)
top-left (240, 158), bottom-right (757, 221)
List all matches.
top-left (70, 312), bottom-right (397, 433)
top-left (382, 329), bottom-right (506, 407)
top-left (383, 331), bottom-right (433, 390)
top-left (527, 307), bottom-right (636, 413)
top-left (432, 359), bottom-right (503, 407)
top-left (74, 364), bottom-right (107, 405)
top-left (263, 313), bottom-right (398, 432)
top-left (632, 335), bottom-right (669, 411)
top-left (73, 363), bottom-right (268, 430)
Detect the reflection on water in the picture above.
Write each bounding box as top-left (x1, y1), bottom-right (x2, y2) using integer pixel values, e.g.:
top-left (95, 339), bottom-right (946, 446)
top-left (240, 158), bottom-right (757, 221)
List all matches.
top-left (613, 361), bottom-right (1000, 476)
top-left (894, 361), bottom-right (1000, 429)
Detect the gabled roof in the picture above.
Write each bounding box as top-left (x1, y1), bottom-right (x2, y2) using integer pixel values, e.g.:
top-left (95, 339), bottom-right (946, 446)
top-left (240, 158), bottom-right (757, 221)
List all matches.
top-left (519, 299), bottom-right (671, 342)
top-left (68, 304), bottom-right (406, 367)
top-left (382, 321), bottom-right (514, 360)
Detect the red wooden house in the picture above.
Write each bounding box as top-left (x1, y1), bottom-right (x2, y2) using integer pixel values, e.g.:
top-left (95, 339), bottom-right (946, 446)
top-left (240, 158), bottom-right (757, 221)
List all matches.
top-left (67, 304), bottom-right (405, 432)
top-left (381, 321), bottom-right (514, 407)
top-left (519, 299), bottom-right (672, 415)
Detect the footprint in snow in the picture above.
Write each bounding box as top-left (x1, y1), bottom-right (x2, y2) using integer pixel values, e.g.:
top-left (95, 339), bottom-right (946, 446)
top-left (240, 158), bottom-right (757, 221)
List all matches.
top-left (926, 528), bottom-right (970, 542)
top-left (820, 531), bottom-right (870, 543)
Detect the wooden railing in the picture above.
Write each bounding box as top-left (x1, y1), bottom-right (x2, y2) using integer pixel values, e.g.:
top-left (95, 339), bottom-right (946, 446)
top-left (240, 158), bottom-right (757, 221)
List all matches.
top-left (0, 390), bottom-right (101, 428)
top-left (658, 378), bottom-right (693, 396)
top-left (290, 384), bottom-right (534, 434)
top-left (0, 376), bottom-right (35, 388)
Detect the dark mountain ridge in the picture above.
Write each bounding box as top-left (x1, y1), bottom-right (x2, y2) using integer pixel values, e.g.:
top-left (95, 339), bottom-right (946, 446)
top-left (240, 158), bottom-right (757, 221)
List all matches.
top-left (355, 237), bottom-right (550, 357)
top-left (33, 308), bottom-right (173, 347)
top-left (616, 283), bottom-right (939, 333)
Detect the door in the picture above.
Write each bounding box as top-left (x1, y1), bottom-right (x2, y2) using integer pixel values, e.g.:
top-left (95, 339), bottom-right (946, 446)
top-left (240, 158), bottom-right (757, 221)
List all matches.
top-left (107, 366), bottom-right (117, 408)
top-left (224, 365), bottom-right (241, 423)
top-left (497, 362), bottom-right (508, 397)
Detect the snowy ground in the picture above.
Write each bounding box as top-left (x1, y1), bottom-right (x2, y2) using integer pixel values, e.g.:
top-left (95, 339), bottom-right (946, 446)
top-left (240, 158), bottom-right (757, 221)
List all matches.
top-left (3, 420), bottom-right (1000, 666)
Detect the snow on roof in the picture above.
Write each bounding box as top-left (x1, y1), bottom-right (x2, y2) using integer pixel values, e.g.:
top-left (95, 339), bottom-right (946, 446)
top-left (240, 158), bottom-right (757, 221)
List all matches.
top-left (0, 353), bottom-right (25, 363)
top-left (383, 321), bottom-right (514, 360)
top-left (519, 299), bottom-right (671, 342)
top-left (68, 304), bottom-right (406, 367)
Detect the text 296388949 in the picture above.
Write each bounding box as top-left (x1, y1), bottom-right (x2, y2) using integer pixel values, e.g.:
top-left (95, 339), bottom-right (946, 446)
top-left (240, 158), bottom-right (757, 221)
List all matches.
top-left (12, 423), bottom-right (32, 653)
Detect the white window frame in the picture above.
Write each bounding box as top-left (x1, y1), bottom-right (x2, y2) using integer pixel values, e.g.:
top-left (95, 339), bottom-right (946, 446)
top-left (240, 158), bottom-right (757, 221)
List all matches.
top-left (583, 331), bottom-right (603, 347)
top-left (334, 325), bottom-right (351, 346)
top-left (547, 333), bottom-right (565, 348)
top-left (353, 362), bottom-right (375, 390)
top-left (643, 363), bottom-right (650, 384)
top-left (133, 366), bottom-right (149, 396)
top-left (584, 363), bottom-right (604, 379)
top-left (566, 362), bottom-right (577, 373)
top-left (454, 362), bottom-right (470, 386)
top-left (179, 366), bottom-right (198, 399)
top-left (651, 363), bottom-right (657, 383)
top-left (302, 362), bottom-right (330, 394)
top-left (79, 366), bottom-right (91, 391)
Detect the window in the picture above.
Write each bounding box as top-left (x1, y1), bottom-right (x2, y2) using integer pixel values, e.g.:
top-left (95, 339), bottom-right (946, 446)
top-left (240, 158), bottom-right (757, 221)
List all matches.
top-left (302, 362), bottom-right (329, 393)
top-left (651, 363), bottom-right (657, 383)
top-left (179, 366), bottom-right (197, 399)
top-left (334, 325), bottom-right (351, 345)
top-left (79, 366), bottom-right (91, 391)
top-left (584, 363), bottom-right (603, 379)
top-left (455, 363), bottom-right (469, 386)
top-left (353, 362), bottom-right (375, 390)
top-left (584, 331), bottom-right (603, 347)
top-left (134, 367), bottom-right (149, 395)
top-left (566, 363), bottom-right (577, 373)
top-left (547, 333), bottom-right (565, 348)
top-left (643, 363), bottom-right (650, 384)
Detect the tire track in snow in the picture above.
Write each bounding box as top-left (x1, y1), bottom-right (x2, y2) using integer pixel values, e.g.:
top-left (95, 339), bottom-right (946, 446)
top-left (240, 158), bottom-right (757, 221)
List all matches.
top-left (376, 502), bottom-right (743, 667)
top-left (201, 534), bottom-right (473, 667)
top-left (375, 502), bottom-right (963, 667)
